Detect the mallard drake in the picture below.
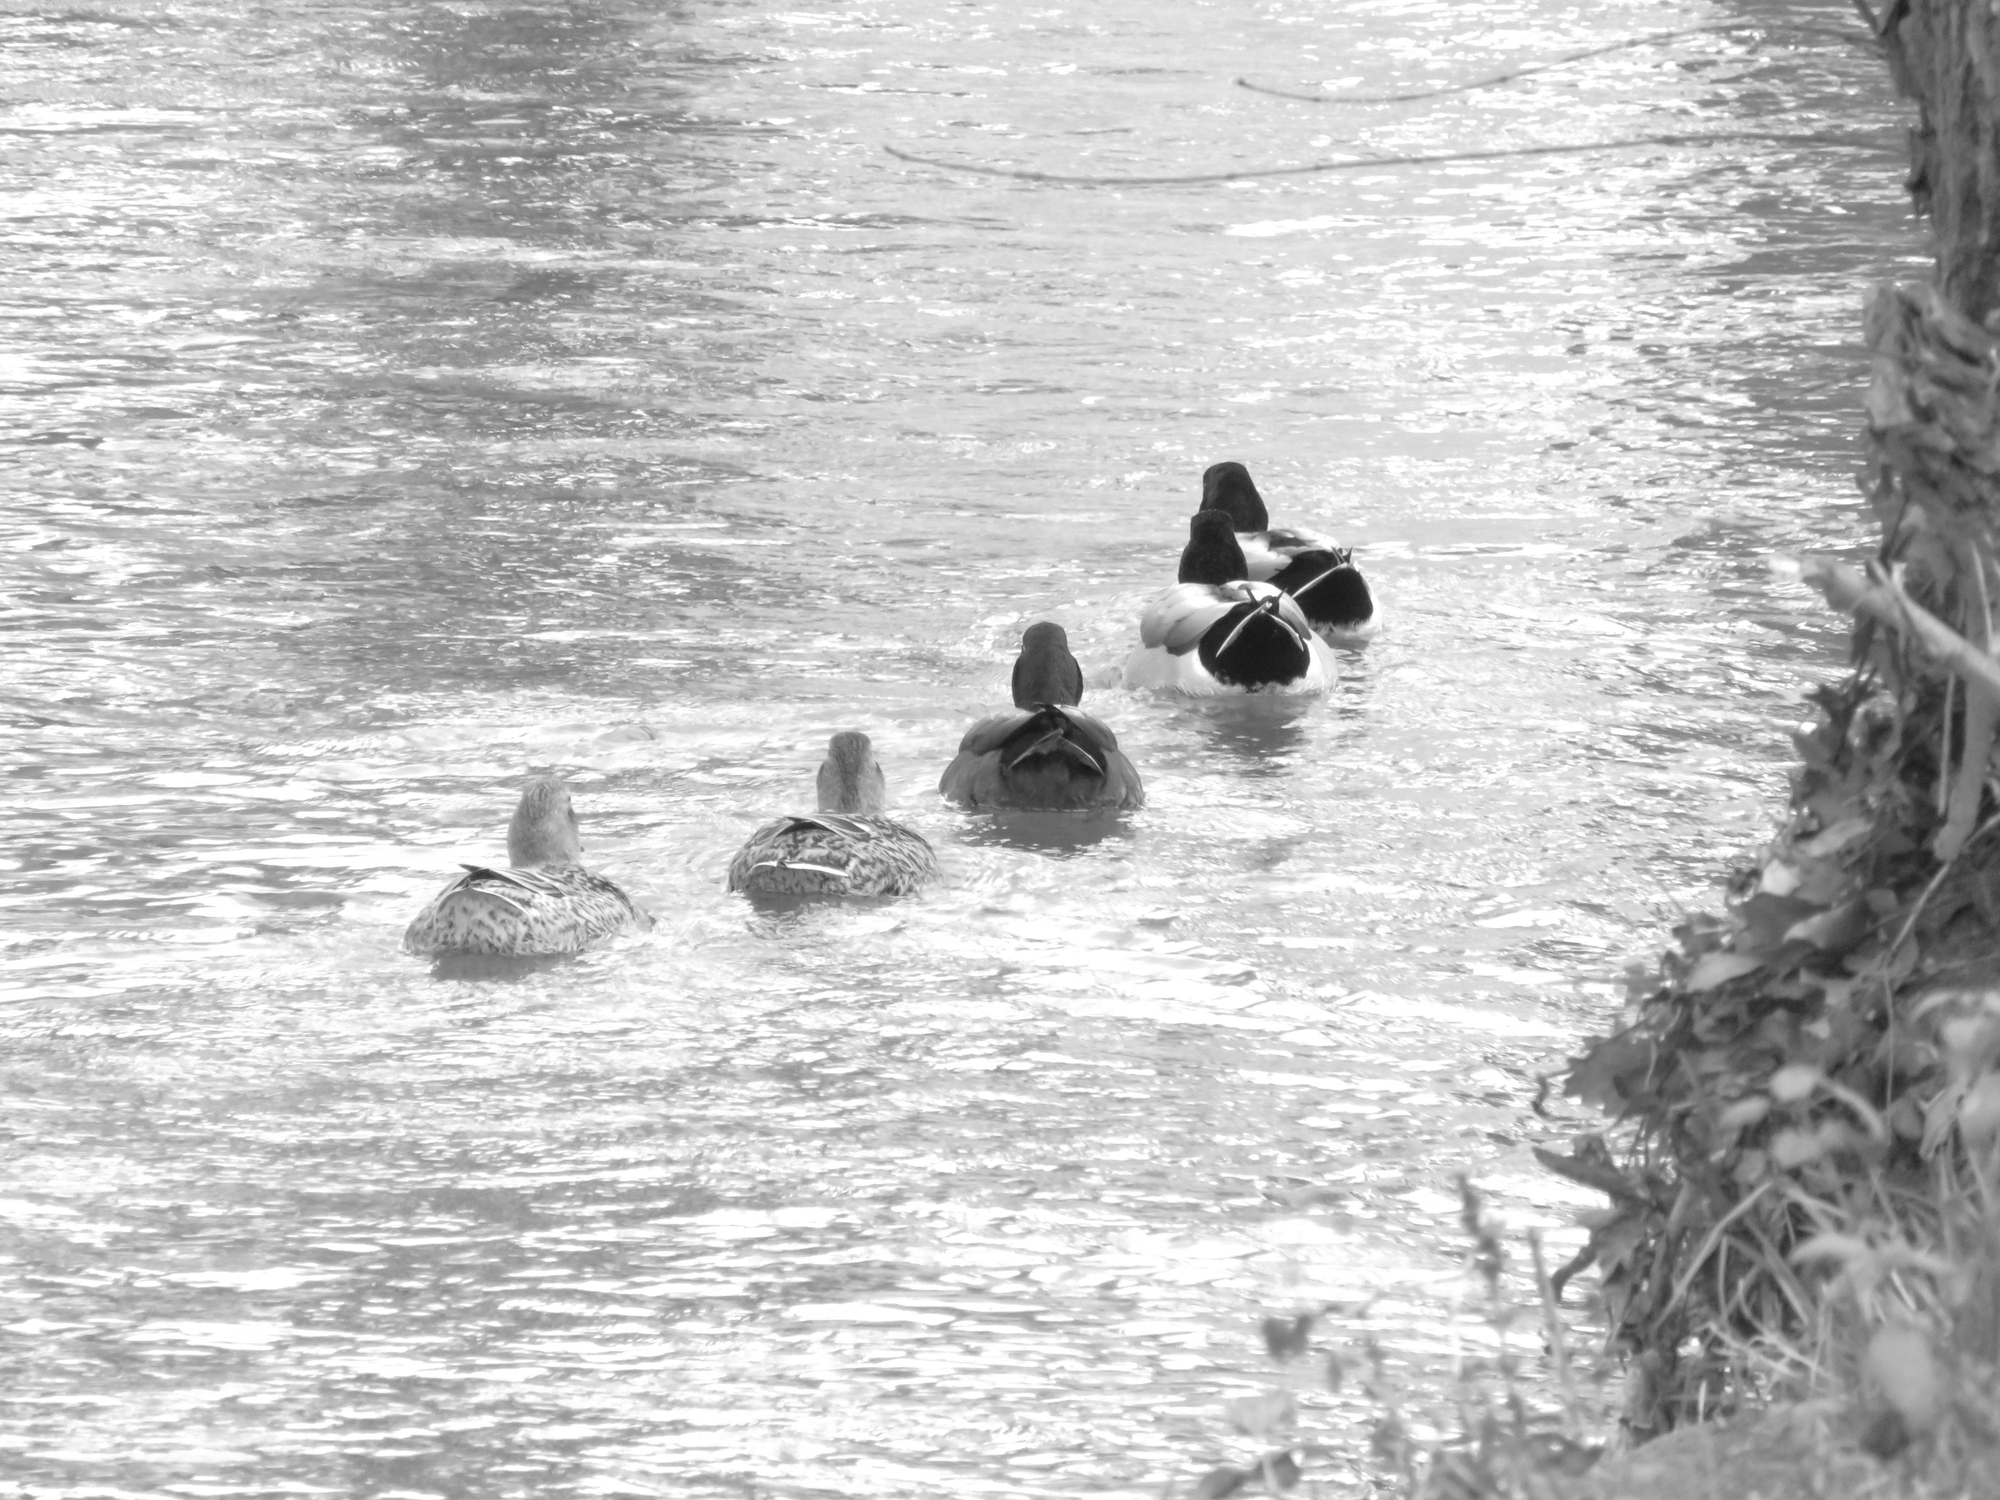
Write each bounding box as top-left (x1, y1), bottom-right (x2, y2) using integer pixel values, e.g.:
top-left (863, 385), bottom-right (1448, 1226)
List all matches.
top-left (1200, 460), bottom-right (1374, 638)
top-left (728, 731), bottom-right (938, 898)
top-left (940, 622), bottom-right (1145, 811)
top-left (1122, 511), bottom-right (1338, 695)
top-left (403, 774), bottom-right (653, 957)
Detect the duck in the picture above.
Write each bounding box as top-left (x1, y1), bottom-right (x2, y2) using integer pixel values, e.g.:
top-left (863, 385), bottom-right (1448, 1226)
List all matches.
top-left (728, 730), bottom-right (939, 898)
top-left (1199, 460), bottom-right (1375, 639)
top-left (403, 774), bottom-right (653, 957)
top-left (940, 622), bottom-right (1145, 811)
top-left (1122, 511), bottom-right (1339, 695)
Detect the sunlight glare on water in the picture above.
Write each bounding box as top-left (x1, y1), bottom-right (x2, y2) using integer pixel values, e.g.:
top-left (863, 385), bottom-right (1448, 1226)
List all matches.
top-left (1, 0), bottom-right (1917, 1494)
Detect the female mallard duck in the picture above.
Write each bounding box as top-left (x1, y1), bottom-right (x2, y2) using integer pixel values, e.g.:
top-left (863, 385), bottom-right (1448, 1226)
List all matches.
top-left (1122, 511), bottom-right (1338, 696)
top-left (403, 774), bottom-right (653, 957)
top-left (1199, 460), bottom-right (1374, 639)
top-left (728, 730), bottom-right (938, 898)
top-left (940, 622), bottom-right (1144, 811)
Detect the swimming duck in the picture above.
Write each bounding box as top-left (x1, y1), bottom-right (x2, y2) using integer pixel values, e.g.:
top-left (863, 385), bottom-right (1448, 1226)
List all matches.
top-left (728, 730), bottom-right (939, 898)
top-left (1122, 511), bottom-right (1338, 695)
top-left (403, 774), bottom-right (653, 957)
top-left (1199, 460), bottom-right (1375, 638)
top-left (940, 622), bottom-right (1145, 811)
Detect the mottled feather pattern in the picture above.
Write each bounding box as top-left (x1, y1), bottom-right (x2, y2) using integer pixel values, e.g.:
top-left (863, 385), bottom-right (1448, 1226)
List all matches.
top-left (403, 862), bottom-right (652, 957)
top-left (727, 814), bottom-right (938, 897)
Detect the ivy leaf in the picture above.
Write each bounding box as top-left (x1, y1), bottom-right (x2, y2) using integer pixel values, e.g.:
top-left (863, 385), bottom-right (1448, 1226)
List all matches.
top-left (1800, 815), bottom-right (1873, 857)
top-left (1717, 1096), bottom-right (1771, 1131)
top-left (1783, 899), bottom-right (1869, 953)
top-left (1687, 952), bottom-right (1764, 991)
top-left (1769, 1063), bottom-right (1823, 1104)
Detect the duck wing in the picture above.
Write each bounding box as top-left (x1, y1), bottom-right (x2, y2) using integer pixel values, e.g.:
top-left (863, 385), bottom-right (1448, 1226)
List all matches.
top-left (404, 862), bottom-right (649, 956)
top-left (944, 706), bottom-right (1145, 810)
top-left (728, 814), bottom-right (937, 897)
top-left (1236, 525), bottom-right (1339, 581)
top-left (1052, 707), bottom-right (1144, 808)
top-left (1140, 582), bottom-right (1267, 654)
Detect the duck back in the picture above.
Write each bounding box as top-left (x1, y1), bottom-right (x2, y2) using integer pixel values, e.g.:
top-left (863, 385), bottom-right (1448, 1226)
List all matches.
top-left (1195, 603), bottom-right (1314, 689)
top-left (941, 704), bottom-right (1144, 811)
top-left (404, 864), bottom-right (651, 957)
top-left (728, 813), bottom-right (937, 898)
top-left (1269, 550), bottom-right (1375, 637)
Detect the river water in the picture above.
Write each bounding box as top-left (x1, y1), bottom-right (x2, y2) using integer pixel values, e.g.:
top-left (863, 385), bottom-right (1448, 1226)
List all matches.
top-left (1, 1), bottom-right (1916, 1495)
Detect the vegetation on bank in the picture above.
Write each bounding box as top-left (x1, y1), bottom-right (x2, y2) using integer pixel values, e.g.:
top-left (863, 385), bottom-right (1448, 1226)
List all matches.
top-left (1548, 2), bottom-right (2000, 1493)
top-left (1173, 7), bottom-right (2000, 1494)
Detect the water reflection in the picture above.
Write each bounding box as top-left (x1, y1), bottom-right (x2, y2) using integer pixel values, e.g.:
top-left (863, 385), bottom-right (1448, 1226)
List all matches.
top-left (0, 0), bottom-right (1918, 1496)
top-left (425, 951), bottom-right (574, 983)
top-left (1173, 696), bottom-right (1318, 776)
top-left (954, 808), bottom-right (1136, 854)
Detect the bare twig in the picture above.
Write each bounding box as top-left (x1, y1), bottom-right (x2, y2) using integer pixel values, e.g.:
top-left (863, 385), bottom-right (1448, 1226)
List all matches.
top-left (884, 130), bottom-right (1897, 189)
top-left (1236, 21), bottom-right (1867, 106)
top-left (1790, 554), bottom-right (2000, 699)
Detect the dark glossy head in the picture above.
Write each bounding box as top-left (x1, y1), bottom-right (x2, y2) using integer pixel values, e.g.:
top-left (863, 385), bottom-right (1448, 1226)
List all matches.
top-left (1199, 461), bottom-right (1270, 531)
top-left (1012, 621), bottom-right (1084, 707)
top-left (1178, 510), bottom-right (1251, 586)
top-left (507, 774), bottom-right (585, 866)
top-left (817, 730), bottom-right (887, 815)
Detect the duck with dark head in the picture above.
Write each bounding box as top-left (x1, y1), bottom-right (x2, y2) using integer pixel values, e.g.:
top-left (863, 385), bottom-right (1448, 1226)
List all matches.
top-left (403, 773), bottom-right (653, 958)
top-left (941, 622), bottom-right (1144, 811)
top-left (1199, 460), bottom-right (1374, 640)
top-left (1123, 511), bottom-right (1338, 695)
top-left (728, 731), bottom-right (938, 898)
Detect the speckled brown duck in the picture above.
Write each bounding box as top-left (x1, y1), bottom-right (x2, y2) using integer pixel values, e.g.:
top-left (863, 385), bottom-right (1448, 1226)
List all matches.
top-left (403, 774), bottom-right (652, 957)
top-left (727, 731), bottom-right (937, 899)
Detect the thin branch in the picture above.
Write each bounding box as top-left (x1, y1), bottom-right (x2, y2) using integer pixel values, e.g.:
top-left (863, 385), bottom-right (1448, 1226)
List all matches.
top-left (1236, 22), bottom-right (1868, 107)
top-left (1789, 553), bottom-right (2000, 699)
top-left (884, 130), bottom-right (1897, 189)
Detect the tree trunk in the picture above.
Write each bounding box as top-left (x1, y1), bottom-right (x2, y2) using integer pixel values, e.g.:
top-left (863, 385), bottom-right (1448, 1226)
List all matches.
top-left (1885, 0), bottom-right (2000, 317)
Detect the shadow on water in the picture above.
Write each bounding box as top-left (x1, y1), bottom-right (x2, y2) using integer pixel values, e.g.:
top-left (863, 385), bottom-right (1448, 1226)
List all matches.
top-left (425, 952), bottom-right (575, 983)
top-left (1173, 696), bottom-right (1318, 776)
top-left (733, 890), bottom-right (906, 924)
top-left (954, 810), bottom-right (1136, 855)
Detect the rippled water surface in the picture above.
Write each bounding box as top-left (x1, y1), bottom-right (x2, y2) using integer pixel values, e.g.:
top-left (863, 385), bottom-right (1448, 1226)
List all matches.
top-left (2, 1), bottom-right (1920, 1495)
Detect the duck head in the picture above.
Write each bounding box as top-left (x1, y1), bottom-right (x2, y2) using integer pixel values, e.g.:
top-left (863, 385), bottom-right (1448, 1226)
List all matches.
top-left (1012, 621), bottom-right (1084, 707)
top-left (1199, 460), bottom-right (1271, 531)
top-left (1179, 510), bottom-right (1252, 585)
top-left (817, 730), bottom-right (888, 815)
top-left (507, 774), bottom-right (586, 867)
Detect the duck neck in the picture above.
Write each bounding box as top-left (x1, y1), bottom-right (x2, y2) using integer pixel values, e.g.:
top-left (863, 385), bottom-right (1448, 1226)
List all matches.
top-left (1013, 628), bottom-right (1083, 707)
top-left (508, 778), bottom-right (584, 866)
top-left (1179, 517), bottom-right (1251, 585)
top-left (817, 733), bottom-right (886, 815)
